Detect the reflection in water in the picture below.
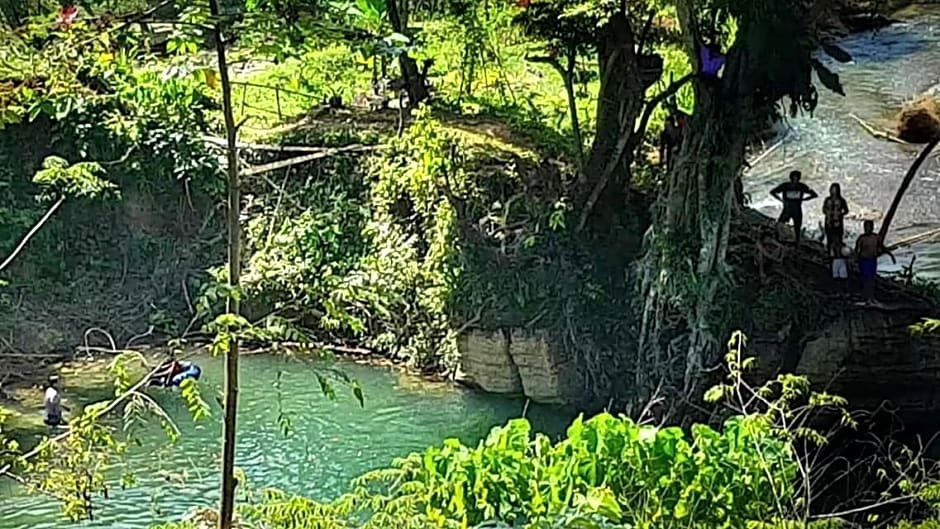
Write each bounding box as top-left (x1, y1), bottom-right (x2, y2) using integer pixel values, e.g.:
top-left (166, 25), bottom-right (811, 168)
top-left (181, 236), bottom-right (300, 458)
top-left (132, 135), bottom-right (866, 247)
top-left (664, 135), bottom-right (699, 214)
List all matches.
top-left (0, 354), bottom-right (568, 529)
top-left (745, 10), bottom-right (940, 277)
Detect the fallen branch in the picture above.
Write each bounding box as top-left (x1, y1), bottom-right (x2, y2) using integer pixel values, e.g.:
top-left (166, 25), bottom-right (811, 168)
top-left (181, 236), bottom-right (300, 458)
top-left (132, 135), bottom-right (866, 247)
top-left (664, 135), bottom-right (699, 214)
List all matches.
top-left (879, 137), bottom-right (940, 244)
top-left (243, 341), bottom-right (374, 356)
top-left (0, 196), bottom-right (66, 275)
top-left (849, 113), bottom-right (909, 145)
top-left (745, 131), bottom-right (790, 172)
top-left (241, 144), bottom-right (381, 176)
top-left (885, 226), bottom-right (940, 252)
top-left (202, 135), bottom-right (337, 154)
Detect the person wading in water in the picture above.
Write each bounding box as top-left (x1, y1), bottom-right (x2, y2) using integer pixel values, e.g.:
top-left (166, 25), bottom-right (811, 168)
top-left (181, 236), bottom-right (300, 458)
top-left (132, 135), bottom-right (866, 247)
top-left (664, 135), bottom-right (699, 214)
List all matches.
top-left (771, 170), bottom-right (818, 246)
top-left (823, 183), bottom-right (849, 257)
top-left (43, 375), bottom-right (68, 429)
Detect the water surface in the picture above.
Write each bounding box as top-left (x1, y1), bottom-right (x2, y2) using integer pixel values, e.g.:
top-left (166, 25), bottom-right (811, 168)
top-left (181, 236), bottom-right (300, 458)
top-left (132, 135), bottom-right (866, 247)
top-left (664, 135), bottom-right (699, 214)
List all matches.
top-left (0, 354), bottom-right (568, 528)
top-left (745, 9), bottom-right (940, 277)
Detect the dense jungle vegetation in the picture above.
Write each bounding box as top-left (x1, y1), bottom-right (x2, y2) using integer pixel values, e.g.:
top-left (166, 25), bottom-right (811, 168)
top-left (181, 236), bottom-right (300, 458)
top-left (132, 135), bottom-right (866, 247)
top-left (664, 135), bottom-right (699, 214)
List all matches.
top-left (4, 0), bottom-right (940, 527)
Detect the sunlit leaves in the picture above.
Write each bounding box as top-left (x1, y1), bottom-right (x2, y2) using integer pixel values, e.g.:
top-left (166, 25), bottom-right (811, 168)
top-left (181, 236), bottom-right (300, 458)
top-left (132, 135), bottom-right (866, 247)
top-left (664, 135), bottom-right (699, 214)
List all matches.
top-left (180, 378), bottom-right (212, 422)
top-left (32, 156), bottom-right (116, 200)
top-left (287, 410), bottom-right (800, 528)
top-left (910, 318), bottom-right (940, 336)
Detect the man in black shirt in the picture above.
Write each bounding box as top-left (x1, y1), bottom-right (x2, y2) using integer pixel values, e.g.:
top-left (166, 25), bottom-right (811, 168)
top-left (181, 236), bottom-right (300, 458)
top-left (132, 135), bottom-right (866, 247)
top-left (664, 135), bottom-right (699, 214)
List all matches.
top-left (770, 170), bottom-right (818, 246)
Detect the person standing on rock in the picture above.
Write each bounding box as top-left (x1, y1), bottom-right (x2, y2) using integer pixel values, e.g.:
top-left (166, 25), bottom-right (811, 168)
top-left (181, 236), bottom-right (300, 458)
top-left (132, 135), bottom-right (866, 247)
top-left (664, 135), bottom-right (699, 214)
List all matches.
top-left (855, 220), bottom-right (882, 304)
top-left (831, 242), bottom-right (851, 297)
top-left (823, 183), bottom-right (850, 257)
top-left (771, 170), bottom-right (818, 246)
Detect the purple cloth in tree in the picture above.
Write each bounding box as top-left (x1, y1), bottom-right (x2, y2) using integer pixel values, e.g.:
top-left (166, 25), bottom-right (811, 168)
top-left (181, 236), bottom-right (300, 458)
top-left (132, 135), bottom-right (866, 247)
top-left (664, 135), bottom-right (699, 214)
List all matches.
top-left (700, 46), bottom-right (726, 77)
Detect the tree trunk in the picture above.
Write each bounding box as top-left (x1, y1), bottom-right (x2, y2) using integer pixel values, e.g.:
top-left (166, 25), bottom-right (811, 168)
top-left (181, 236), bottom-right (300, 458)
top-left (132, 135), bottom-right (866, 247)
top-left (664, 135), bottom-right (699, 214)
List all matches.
top-left (386, 0), bottom-right (429, 105)
top-left (579, 12), bottom-right (643, 230)
top-left (209, 0), bottom-right (242, 527)
top-left (878, 138), bottom-right (940, 245)
top-left (636, 0), bottom-right (754, 407)
top-left (562, 49), bottom-right (585, 169)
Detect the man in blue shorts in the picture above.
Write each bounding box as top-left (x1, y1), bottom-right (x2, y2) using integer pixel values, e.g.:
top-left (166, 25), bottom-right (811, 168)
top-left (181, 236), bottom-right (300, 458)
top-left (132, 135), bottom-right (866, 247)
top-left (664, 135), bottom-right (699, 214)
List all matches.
top-left (855, 220), bottom-right (882, 304)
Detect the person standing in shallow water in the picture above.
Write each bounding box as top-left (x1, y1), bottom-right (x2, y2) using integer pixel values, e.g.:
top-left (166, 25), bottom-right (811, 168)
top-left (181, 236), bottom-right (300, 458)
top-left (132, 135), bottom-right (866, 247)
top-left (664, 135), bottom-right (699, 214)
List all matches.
top-left (43, 375), bottom-right (68, 429)
top-left (770, 170), bottom-right (818, 245)
top-left (823, 183), bottom-right (849, 257)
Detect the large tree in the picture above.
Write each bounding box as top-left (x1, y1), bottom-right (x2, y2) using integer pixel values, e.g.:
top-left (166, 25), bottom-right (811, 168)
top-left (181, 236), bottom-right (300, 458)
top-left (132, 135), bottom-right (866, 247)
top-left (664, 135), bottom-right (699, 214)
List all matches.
top-left (636, 0), bottom-right (850, 406)
top-left (514, 0), bottom-right (685, 233)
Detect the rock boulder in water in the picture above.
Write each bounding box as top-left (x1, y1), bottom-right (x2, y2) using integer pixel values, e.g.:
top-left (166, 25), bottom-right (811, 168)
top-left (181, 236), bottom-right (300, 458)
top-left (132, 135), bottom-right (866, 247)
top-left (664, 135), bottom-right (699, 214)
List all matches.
top-left (896, 96), bottom-right (940, 143)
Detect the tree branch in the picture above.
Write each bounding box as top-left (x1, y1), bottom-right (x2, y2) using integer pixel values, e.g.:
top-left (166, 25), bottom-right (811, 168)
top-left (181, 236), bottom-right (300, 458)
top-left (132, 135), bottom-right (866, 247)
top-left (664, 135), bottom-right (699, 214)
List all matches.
top-left (627, 72), bottom-right (695, 152)
top-left (525, 54), bottom-right (566, 78)
top-left (575, 73), bottom-right (694, 233)
top-left (240, 144), bottom-right (380, 176)
top-left (879, 137), bottom-right (940, 245)
top-left (0, 360), bottom-right (169, 477)
top-left (0, 196), bottom-right (66, 275)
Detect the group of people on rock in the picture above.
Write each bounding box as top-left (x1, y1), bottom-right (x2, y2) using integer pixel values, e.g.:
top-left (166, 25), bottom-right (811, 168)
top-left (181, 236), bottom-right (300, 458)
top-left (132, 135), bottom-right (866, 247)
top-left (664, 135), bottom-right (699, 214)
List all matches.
top-left (764, 170), bottom-right (889, 304)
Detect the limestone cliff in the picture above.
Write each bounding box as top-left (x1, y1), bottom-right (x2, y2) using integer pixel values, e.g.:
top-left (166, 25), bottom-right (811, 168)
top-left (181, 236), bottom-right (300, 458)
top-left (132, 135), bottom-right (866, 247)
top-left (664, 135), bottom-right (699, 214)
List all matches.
top-left (457, 210), bottom-right (940, 415)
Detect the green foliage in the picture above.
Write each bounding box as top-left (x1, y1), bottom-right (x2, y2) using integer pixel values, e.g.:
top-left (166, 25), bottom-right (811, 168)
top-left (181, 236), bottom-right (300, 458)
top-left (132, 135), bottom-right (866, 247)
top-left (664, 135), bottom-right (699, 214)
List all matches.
top-left (321, 110), bottom-right (463, 366)
top-left (0, 407), bottom-right (22, 470)
top-left (32, 156), bottom-right (115, 199)
top-left (128, 333), bottom-right (882, 529)
top-left (912, 319), bottom-right (940, 336)
top-left (27, 408), bottom-right (129, 521)
top-left (229, 369), bottom-right (809, 529)
top-left (894, 522), bottom-right (940, 529)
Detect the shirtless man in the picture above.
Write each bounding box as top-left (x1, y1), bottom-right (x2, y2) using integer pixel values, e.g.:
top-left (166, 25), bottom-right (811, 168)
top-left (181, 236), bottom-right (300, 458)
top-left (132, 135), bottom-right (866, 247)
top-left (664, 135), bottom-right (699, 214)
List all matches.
top-left (855, 220), bottom-right (883, 304)
top-left (770, 170), bottom-right (818, 246)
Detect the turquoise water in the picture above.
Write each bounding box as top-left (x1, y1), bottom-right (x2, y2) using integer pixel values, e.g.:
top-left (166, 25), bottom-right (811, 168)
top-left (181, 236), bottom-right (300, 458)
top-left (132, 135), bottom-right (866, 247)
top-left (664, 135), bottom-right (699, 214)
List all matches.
top-left (0, 354), bottom-right (568, 528)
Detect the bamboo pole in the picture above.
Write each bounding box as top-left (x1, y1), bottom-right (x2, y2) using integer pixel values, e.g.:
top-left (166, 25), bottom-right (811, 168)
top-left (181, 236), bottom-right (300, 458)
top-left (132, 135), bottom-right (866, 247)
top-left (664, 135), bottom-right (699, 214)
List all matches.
top-left (208, 0), bottom-right (241, 527)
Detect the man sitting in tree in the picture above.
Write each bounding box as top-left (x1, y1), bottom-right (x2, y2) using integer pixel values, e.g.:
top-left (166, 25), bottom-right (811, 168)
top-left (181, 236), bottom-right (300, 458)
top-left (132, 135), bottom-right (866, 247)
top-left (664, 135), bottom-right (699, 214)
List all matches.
top-left (658, 108), bottom-right (688, 172)
top-left (770, 170), bottom-right (818, 246)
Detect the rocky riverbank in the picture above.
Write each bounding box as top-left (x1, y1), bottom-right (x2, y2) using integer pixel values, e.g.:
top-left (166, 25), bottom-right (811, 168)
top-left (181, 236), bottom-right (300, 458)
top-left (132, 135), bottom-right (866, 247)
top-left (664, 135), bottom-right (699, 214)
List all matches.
top-left (456, 209), bottom-right (940, 421)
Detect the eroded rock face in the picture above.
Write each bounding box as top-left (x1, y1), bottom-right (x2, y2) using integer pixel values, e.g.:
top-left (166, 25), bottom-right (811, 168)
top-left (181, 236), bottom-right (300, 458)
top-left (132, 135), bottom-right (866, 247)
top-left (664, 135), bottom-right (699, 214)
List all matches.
top-left (797, 306), bottom-right (940, 410)
top-left (456, 329), bottom-right (576, 404)
top-left (509, 330), bottom-right (574, 405)
top-left (455, 330), bottom-right (522, 395)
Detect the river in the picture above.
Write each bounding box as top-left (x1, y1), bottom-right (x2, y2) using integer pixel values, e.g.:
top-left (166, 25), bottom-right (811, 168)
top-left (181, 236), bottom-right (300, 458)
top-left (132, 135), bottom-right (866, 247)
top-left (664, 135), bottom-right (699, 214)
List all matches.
top-left (4, 8), bottom-right (940, 529)
top-left (0, 354), bottom-right (568, 528)
top-left (746, 6), bottom-right (940, 278)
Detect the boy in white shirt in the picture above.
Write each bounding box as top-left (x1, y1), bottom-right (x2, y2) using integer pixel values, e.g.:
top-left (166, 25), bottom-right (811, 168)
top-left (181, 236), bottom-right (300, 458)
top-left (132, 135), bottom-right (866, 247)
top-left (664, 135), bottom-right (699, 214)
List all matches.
top-left (831, 243), bottom-right (850, 296)
top-left (43, 375), bottom-right (68, 428)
